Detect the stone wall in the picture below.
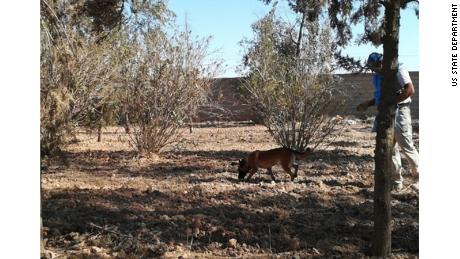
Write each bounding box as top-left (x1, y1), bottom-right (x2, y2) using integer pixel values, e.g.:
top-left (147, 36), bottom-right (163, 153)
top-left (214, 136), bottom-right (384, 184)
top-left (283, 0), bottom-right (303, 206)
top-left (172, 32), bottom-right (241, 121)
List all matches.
top-left (197, 72), bottom-right (419, 122)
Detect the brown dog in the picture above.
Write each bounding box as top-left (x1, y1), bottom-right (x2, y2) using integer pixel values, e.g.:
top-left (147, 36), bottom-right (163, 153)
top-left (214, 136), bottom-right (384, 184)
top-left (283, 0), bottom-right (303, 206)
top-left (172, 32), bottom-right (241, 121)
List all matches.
top-left (233, 147), bottom-right (311, 181)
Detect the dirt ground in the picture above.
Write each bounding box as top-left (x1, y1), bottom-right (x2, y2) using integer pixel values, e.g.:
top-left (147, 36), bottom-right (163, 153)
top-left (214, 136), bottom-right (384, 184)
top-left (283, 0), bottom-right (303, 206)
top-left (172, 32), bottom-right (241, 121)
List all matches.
top-left (41, 119), bottom-right (419, 258)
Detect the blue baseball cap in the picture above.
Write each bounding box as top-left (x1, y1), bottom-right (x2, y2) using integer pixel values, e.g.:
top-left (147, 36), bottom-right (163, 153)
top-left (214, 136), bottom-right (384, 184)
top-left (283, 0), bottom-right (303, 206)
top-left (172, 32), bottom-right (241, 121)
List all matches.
top-left (366, 52), bottom-right (383, 66)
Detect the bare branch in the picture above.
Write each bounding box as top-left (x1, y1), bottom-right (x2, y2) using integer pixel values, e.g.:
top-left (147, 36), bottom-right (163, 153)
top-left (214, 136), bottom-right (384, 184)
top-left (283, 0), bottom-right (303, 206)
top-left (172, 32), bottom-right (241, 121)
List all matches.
top-left (241, 12), bottom-right (346, 152)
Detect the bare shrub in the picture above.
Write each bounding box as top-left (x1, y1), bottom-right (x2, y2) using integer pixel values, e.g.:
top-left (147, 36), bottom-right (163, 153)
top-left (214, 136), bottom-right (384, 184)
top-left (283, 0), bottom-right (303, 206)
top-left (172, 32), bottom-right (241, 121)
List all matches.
top-left (240, 10), bottom-right (346, 152)
top-left (40, 0), bottom-right (125, 154)
top-left (117, 28), bottom-right (220, 154)
top-left (40, 31), bottom-right (118, 153)
top-left (40, 0), bottom-right (203, 154)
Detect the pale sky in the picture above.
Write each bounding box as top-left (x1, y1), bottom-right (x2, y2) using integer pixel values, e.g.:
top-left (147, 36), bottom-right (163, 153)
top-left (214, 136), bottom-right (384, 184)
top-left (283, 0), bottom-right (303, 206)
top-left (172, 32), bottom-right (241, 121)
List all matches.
top-left (169, 0), bottom-right (419, 77)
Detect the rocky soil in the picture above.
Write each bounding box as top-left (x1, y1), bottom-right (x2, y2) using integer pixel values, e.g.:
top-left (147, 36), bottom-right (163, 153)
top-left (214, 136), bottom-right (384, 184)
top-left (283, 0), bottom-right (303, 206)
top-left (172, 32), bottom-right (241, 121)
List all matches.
top-left (41, 120), bottom-right (419, 258)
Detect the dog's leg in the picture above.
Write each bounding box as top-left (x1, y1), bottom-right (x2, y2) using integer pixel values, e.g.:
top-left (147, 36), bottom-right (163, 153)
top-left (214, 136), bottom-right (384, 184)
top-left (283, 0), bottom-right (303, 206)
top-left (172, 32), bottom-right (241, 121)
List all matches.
top-left (293, 164), bottom-right (299, 178)
top-left (289, 170), bottom-right (296, 181)
top-left (283, 167), bottom-right (295, 181)
top-left (267, 167), bottom-right (276, 181)
top-left (282, 160), bottom-right (296, 181)
top-left (246, 168), bottom-right (258, 181)
top-left (291, 155), bottom-right (299, 179)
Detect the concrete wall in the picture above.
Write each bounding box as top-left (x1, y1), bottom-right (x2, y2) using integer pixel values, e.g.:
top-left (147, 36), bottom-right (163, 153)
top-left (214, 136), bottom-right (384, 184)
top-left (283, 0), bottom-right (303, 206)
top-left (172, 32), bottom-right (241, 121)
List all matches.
top-left (336, 72), bottom-right (419, 119)
top-left (197, 72), bottom-right (419, 122)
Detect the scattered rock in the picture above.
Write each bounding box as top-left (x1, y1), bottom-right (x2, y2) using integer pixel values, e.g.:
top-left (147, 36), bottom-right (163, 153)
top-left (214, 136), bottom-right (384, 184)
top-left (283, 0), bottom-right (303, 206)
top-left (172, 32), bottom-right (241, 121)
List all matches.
top-left (228, 238), bottom-right (238, 248)
top-left (345, 119), bottom-right (357, 125)
top-left (159, 215), bottom-right (171, 221)
top-left (208, 242), bottom-right (223, 249)
top-left (42, 123), bottom-right (418, 257)
top-left (312, 248), bottom-right (321, 255)
top-left (81, 248), bottom-right (91, 255)
top-left (90, 246), bottom-right (103, 253)
top-left (172, 214), bottom-right (186, 221)
top-left (41, 250), bottom-right (57, 259)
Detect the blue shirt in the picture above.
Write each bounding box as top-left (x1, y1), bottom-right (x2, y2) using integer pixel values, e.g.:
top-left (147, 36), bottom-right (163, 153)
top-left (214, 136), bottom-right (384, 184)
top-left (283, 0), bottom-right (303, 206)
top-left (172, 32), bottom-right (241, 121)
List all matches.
top-left (372, 64), bottom-right (405, 107)
top-left (372, 73), bottom-right (383, 107)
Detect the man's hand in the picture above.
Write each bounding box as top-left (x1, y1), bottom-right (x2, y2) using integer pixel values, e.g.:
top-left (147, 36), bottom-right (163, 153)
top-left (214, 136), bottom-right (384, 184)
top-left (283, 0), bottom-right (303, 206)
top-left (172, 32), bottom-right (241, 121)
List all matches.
top-left (356, 102), bottom-right (368, 112)
top-left (396, 82), bottom-right (415, 103)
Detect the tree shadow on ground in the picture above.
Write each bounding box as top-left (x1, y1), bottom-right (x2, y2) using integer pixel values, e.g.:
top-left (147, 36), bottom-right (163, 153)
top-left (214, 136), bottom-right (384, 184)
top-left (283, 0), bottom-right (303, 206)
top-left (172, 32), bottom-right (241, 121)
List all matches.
top-left (189, 121), bottom-right (257, 129)
top-left (122, 163), bottom-right (218, 179)
top-left (53, 150), bottom-right (138, 169)
top-left (44, 150), bottom-right (222, 180)
top-left (171, 149), bottom-right (247, 163)
top-left (42, 185), bottom-right (418, 257)
top-left (330, 140), bottom-right (361, 147)
top-left (172, 148), bottom-right (374, 171)
top-left (307, 149), bottom-right (373, 164)
top-left (46, 148), bottom-right (374, 178)
top-left (42, 145), bottom-right (418, 256)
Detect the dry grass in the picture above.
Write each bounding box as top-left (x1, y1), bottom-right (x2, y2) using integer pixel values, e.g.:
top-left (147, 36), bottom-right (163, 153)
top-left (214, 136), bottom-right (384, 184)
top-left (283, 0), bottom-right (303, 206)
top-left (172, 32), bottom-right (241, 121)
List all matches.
top-left (41, 120), bottom-right (419, 258)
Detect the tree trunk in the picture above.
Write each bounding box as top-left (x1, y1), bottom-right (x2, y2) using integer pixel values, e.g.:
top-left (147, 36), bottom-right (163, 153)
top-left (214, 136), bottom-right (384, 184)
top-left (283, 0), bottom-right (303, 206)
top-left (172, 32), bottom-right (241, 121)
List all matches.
top-left (372, 0), bottom-right (401, 256)
top-left (296, 11), bottom-right (306, 57)
top-left (124, 112), bottom-right (130, 133)
top-left (41, 217), bottom-right (45, 256)
top-left (97, 124), bottom-right (102, 142)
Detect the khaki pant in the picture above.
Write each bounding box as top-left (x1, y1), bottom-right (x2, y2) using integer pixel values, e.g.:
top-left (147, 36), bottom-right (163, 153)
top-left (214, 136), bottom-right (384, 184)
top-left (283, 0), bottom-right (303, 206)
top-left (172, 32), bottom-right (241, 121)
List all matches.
top-left (391, 105), bottom-right (419, 185)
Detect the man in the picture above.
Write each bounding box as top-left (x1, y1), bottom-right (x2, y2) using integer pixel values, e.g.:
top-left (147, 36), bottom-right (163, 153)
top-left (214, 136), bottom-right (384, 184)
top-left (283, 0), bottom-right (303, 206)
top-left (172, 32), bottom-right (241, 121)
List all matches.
top-left (357, 52), bottom-right (419, 191)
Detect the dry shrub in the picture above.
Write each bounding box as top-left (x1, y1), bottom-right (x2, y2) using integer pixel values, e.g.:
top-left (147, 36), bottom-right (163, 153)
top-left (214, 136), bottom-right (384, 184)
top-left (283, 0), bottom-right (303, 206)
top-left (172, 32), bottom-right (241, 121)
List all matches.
top-left (119, 28), bottom-right (220, 154)
top-left (240, 10), bottom-right (347, 152)
top-left (40, 30), bottom-right (118, 154)
top-left (40, 0), bottom-right (217, 155)
top-left (40, 0), bottom-right (122, 154)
